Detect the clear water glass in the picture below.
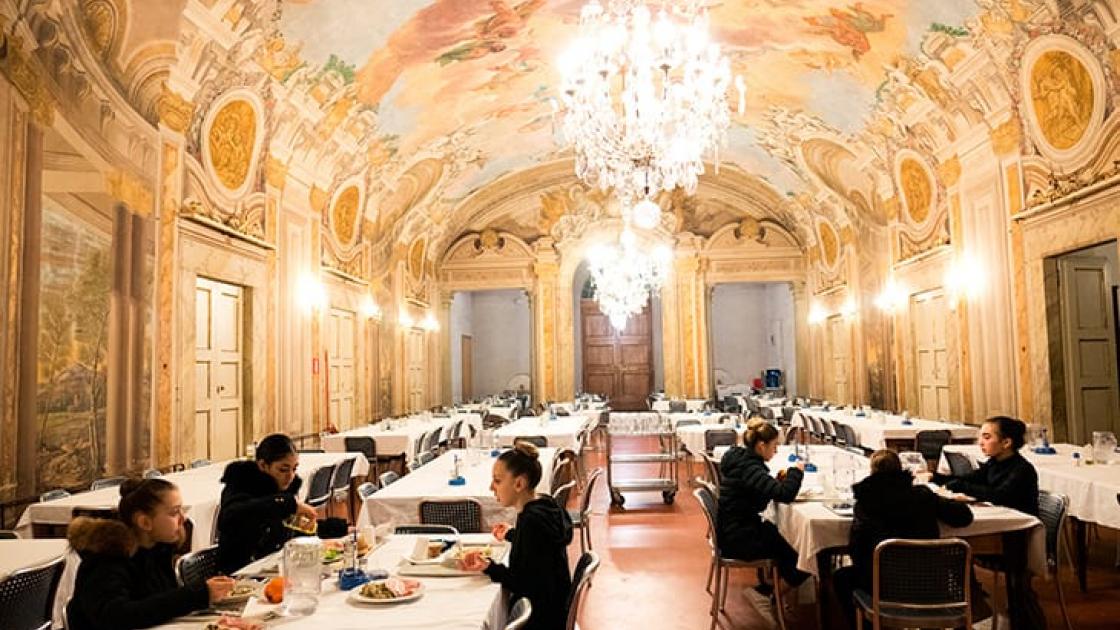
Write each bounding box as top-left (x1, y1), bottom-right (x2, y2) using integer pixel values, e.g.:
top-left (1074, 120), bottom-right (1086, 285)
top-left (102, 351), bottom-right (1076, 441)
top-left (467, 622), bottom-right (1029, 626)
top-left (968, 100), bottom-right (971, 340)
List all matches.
top-left (281, 537), bottom-right (322, 616)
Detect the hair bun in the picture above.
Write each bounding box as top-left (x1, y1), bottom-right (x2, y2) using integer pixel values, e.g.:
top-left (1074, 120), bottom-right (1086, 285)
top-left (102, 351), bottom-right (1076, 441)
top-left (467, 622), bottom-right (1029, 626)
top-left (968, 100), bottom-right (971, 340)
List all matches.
top-left (513, 441), bottom-right (540, 459)
top-left (118, 477), bottom-right (145, 498)
top-left (746, 418), bottom-right (769, 431)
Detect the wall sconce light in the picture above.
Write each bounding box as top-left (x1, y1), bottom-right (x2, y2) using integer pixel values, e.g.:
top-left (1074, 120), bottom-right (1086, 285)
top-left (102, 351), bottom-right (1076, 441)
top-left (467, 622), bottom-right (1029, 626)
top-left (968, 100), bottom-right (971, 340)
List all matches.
top-left (297, 272), bottom-right (326, 313)
top-left (808, 303), bottom-right (826, 325)
top-left (874, 279), bottom-right (907, 312)
top-left (840, 298), bottom-right (858, 319)
top-left (360, 295), bottom-right (381, 320)
top-left (398, 307), bottom-right (414, 328)
top-left (944, 254), bottom-right (984, 309)
top-left (421, 313), bottom-right (439, 332)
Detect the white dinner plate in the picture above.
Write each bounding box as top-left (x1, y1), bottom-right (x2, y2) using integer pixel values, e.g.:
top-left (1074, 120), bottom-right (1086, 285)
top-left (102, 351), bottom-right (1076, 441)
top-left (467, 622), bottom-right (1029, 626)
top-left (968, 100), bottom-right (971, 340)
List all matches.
top-left (348, 581), bottom-right (424, 605)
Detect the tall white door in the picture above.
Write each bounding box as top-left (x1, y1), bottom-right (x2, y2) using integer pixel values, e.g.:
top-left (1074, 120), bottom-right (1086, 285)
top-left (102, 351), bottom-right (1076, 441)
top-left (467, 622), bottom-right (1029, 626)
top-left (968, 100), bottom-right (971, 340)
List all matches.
top-left (912, 291), bottom-right (950, 420)
top-left (1059, 256), bottom-right (1120, 443)
top-left (407, 329), bottom-right (426, 411)
top-left (194, 277), bottom-right (244, 462)
top-left (827, 316), bottom-right (850, 404)
top-left (327, 307), bottom-right (357, 429)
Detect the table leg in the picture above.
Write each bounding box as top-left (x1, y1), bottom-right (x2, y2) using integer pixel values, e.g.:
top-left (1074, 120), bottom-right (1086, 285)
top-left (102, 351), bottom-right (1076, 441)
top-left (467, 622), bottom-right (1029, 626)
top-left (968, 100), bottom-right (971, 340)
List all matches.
top-left (1001, 531), bottom-right (1047, 630)
top-left (1073, 516), bottom-right (1088, 593)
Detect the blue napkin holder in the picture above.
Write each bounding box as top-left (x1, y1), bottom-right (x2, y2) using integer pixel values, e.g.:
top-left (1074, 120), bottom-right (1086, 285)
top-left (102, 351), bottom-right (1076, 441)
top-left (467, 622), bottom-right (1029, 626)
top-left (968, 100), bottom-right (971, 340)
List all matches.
top-left (804, 462), bottom-right (818, 473)
top-left (448, 476), bottom-right (466, 486)
top-left (854, 411), bottom-right (866, 417)
top-left (338, 568), bottom-right (370, 591)
top-left (787, 453), bottom-right (801, 462)
top-left (1033, 444), bottom-right (1057, 455)
top-left (900, 419), bottom-right (913, 426)
top-left (490, 449), bottom-right (500, 457)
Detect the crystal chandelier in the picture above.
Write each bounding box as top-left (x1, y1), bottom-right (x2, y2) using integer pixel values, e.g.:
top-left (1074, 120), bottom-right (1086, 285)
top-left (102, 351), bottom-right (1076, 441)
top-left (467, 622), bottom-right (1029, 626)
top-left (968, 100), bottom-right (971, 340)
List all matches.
top-left (557, 0), bottom-right (739, 206)
top-left (587, 228), bottom-right (672, 330)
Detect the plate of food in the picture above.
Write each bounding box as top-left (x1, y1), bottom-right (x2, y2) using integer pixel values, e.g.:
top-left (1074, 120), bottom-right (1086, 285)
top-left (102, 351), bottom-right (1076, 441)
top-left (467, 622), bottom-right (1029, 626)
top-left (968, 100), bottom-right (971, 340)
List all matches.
top-left (404, 537), bottom-right (458, 565)
top-left (203, 615), bottom-right (264, 630)
top-left (216, 579), bottom-right (263, 605)
top-left (348, 578), bottom-right (424, 604)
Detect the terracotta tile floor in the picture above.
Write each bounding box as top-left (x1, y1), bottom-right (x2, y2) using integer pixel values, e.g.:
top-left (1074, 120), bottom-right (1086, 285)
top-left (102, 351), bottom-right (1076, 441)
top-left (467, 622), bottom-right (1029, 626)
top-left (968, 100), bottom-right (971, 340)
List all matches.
top-left (568, 436), bottom-right (1120, 629)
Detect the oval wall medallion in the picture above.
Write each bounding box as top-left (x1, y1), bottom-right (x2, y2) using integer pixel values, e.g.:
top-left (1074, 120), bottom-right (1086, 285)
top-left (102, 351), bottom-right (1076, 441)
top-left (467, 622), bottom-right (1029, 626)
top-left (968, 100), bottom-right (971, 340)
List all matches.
top-left (1029, 50), bottom-right (1094, 151)
top-left (207, 99), bottom-right (257, 192)
top-left (331, 185), bottom-right (361, 247)
top-left (408, 238), bottom-right (427, 283)
top-left (898, 157), bottom-right (933, 226)
top-left (818, 221), bottom-right (839, 270)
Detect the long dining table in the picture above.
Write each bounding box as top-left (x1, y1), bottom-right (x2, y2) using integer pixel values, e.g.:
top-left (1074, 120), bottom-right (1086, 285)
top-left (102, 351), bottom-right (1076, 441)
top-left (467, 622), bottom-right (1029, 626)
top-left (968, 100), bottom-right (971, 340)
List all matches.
top-left (358, 448), bottom-right (555, 531)
top-left (493, 415), bottom-right (591, 450)
top-left (15, 452), bottom-right (368, 549)
top-left (324, 414), bottom-right (482, 459)
top-left (154, 533), bottom-right (509, 630)
top-left (793, 408), bottom-right (978, 451)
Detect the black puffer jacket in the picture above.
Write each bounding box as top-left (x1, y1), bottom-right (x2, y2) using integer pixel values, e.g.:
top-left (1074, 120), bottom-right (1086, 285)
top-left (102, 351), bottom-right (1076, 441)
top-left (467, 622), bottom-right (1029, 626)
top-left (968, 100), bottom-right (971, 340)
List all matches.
top-left (484, 496), bottom-right (574, 630)
top-left (717, 447), bottom-right (803, 543)
top-left (849, 469), bottom-right (974, 587)
top-left (66, 517), bottom-right (209, 630)
top-left (216, 460), bottom-right (347, 574)
top-left (941, 451), bottom-right (1039, 516)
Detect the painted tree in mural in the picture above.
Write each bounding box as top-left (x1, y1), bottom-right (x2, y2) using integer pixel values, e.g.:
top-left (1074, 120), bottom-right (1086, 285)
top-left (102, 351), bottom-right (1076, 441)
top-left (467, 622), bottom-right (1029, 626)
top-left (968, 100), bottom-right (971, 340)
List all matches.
top-left (37, 293), bottom-right (73, 449)
top-left (71, 250), bottom-right (111, 480)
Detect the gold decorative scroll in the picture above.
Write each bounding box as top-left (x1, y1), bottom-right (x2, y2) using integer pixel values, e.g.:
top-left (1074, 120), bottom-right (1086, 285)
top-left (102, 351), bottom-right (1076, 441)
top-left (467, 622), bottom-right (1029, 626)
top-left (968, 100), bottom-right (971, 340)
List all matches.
top-left (207, 99), bottom-right (256, 191)
top-left (408, 238), bottom-right (426, 282)
top-left (158, 85), bottom-right (194, 134)
top-left (899, 158), bottom-right (932, 224)
top-left (1030, 50), bottom-right (1093, 151)
top-left (818, 221), bottom-right (839, 268)
top-left (331, 186), bottom-right (360, 246)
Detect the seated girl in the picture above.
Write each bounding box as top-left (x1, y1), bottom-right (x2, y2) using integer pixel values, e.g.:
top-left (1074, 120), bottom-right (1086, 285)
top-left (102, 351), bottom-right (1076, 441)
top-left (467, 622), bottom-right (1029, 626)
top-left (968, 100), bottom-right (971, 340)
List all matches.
top-left (216, 433), bottom-right (347, 574)
top-left (459, 441), bottom-right (573, 630)
top-left (67, 478), bottom-right (234, 629)
top-left (833, 450), bottom-right (974, 627)
top-left (934, 416), bottom-right (1038, 516)
top-left (718, 419), bottom-right (810, 619)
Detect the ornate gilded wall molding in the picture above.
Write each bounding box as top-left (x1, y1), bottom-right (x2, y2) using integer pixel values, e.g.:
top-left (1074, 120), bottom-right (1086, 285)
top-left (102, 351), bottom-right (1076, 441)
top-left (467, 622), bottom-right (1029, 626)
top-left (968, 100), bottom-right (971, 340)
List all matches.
top-left (158, 84), bottom-right (194, 134)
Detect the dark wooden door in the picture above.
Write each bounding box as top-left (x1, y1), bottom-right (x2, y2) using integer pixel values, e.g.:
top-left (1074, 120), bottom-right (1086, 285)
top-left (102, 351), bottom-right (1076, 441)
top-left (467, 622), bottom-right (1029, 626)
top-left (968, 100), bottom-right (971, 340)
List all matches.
top-left (581, 299), bottom-right (653, 411)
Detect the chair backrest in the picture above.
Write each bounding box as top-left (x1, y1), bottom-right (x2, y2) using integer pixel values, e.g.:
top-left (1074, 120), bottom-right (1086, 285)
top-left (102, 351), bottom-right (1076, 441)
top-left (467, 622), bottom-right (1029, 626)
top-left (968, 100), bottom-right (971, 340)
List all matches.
top-left (1037, 490), bottom-right (1069, 568)
top-left (872, 538), bottom-right (971, 611)
top-left (357, 482), bottom-right (377, 499)
top-left (552, 480), bottom-right (577, 510)
top-left (781, 406), bottom-right (795, 424)
top-left (668, 400), bottom-right (687, 413)
top-left (830, 421), bottom-right (849, 447)
top-left (692, 486), bottom-right (719, 538)
top-left (703, 455), bottom-right (722, 489)
top-left (694, 476), bottom-right (717, 499)
top-left (305, 465), bottom-right (336, 505)
top-left (425, 429), bottom-right (443, 452)
top-left (783, 425), bottom-right (800, 445)
top-left (176, 545), bottom-right (219, 587)
top-left (190, 459), bottom-right (210, 469)
top-left (89, 476), bottom-right (127, 491)
top-left (0, 530), bottom-right (18, 539)
top-left (344, 436), bottom-right (376, 460)
top-left (414, 432), bottom-right (430, 460)
top-left (142, 468), bottom-right (163, 479)
top-left (483, 414), bottom-right (508, 429)
top-left (505, 596), bottom-right (533, 630)
top-left (759, 406), bottom-right (775, 421)
top-left (419, 499), bottom-right (484, 533)
top-left (516, 407), bottom-right (536, 419)
top-left (580, 468), bottom-right (603, 519)
top-left (331, 457), bottom-right (357, 492)
top-left (514, 435), bottom-right (548, 447)
top-left (840, 424), bottom-right (861, 451)
top-left (914, 430), bottom-right (952, 462)
top-left (675, 419), bottom-right (701, 428)
top-left (703, 428), bottom-right (738, 452)
top-left (39, 489), bottom-right (70, 502)
top-left (299, 448), bottom-right (326, 453)
top-left (71, 507), bottom-right (118, 520)
top-left (416, 451), bottom-right (436, 467)
top-left (0, 555), bottom-right (65, 630)
top-left (944, 451), bottom-right (975, 477)
top-left (551, 457), bottom-right (576, 495)
top-left (394, 524), bottom-right (459, 535)
top-left (379, 470), bottom-right (400, 488)
top-left (566, 551), bottom-right (601, 630)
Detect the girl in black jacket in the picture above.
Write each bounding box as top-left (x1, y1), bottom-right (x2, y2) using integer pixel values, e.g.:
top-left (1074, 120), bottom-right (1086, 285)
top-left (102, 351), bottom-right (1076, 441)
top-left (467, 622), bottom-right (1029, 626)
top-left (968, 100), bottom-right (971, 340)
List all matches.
top-left (460, 441), bottom-right (573, 630)
top-left (718, 419), bottom-right (811, 592)
top-left (935, 416), bottom-right (1039, 516)
top-left (216, 433), bottom-right (347, 574)
top-left (833, 450), bottom-right (974, 627)
top-left (66, 478), bottom-right (234, 630)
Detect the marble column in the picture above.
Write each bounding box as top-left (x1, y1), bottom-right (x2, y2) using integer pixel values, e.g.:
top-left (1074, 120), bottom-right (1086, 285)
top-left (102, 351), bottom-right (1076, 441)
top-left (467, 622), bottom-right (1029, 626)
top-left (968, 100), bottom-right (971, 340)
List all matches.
top-left (16, 122), bottom-right (41, 496)
top-left (532, 242), bottom-right (560, 403)
top-left (438, 293), bottom-right (453, 406)
top-left (662, 235), bottom-right (709, 398)
top-left (105, 203), bottom-right (133, 475)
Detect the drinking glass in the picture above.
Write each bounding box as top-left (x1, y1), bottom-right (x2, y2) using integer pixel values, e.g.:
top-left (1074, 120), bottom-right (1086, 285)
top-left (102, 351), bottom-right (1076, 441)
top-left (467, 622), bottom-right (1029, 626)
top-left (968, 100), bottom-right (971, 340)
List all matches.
top-left (281, 537), bottom-right (322, 615)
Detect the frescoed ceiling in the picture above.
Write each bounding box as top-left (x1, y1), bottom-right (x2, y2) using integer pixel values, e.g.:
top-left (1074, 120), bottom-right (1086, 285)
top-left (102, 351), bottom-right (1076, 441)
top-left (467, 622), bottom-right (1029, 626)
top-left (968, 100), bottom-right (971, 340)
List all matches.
top-left (73, 0), bottom-right (1051, 251)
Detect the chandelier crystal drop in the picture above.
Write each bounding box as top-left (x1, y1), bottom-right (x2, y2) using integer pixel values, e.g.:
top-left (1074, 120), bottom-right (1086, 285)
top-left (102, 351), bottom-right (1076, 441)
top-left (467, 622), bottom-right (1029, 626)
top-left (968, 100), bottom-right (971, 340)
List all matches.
top-left (557, 0), bottom-right (737, 205)
top-left (587, 229), bottom-right (672, 330)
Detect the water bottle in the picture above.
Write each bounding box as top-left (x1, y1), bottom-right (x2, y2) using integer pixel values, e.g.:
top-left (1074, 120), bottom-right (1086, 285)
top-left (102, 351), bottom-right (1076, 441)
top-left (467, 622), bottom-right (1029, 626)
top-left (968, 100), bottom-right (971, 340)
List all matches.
top-left (344, 530), bottom-right (358, 571)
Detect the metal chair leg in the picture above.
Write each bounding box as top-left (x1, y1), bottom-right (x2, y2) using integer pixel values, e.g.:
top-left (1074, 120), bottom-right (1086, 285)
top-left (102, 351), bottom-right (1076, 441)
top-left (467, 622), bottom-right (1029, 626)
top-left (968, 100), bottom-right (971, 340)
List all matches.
top-left (771, 566), bottom-right (788, 630)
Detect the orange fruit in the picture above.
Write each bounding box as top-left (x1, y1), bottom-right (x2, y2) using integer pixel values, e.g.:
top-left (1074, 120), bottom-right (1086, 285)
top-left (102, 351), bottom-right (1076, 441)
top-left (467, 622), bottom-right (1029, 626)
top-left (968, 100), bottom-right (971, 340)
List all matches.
top-left (264, 577), bottom-right (285, 603)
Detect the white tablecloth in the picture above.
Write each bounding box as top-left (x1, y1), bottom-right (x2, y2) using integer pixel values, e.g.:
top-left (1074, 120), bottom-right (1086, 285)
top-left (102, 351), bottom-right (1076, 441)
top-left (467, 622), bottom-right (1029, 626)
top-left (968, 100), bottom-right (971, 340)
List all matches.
top-left (16, 453), bottom-right (368, 549)
top-left (155, 534), bottom-right (507, 630)
top-left (753, 446), bottom-right (1045, 578)
top-left (651, 399), bottom-right (708, 412)
top-left (0, 539), bottom-right (67, 581)
top-left (325, 415), bottom-right (479, 458)
top-left (494, 416), bottom-right (590, 450)
top-left (359, 449), bottom-right (555, 531)
top-left (938, 443), bottom-right (1120, 530)
top-left (794, 409), bottom-right (978, 450)
top-left (677, 424), bottom-right (746, 458)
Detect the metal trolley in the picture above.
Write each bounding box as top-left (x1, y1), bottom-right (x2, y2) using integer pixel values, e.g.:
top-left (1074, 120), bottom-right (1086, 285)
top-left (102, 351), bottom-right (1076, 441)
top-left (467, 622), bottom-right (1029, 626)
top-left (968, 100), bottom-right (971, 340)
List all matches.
top-left (605, 412), bottom-right (679, 507)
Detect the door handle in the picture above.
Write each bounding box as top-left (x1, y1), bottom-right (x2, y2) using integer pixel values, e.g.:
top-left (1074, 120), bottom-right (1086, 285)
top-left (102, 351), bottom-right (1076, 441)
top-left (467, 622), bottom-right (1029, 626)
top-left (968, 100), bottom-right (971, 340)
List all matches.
top-left (217, 385), bottom-right (225, 393)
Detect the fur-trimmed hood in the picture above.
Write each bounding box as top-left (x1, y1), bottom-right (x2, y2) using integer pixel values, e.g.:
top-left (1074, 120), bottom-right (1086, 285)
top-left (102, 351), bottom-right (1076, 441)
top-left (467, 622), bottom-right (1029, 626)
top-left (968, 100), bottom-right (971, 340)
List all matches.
top-left (67, 516), bottom-right (137, 558)
top-left (220, 459), bottom-right (302, 496)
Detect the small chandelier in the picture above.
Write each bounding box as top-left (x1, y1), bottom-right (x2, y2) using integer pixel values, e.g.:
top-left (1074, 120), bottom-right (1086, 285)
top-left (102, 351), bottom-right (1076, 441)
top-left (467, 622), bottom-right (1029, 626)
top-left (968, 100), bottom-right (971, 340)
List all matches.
top-left (587, 227), bottom-right (672, 330)
top-left (557, 0), bottom-right (740, 206)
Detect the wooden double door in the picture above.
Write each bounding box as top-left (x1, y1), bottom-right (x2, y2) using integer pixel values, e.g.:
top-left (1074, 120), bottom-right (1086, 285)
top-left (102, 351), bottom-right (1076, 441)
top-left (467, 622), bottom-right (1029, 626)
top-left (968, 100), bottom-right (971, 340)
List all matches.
top-left (581, 299), bottom-right (653, 411)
